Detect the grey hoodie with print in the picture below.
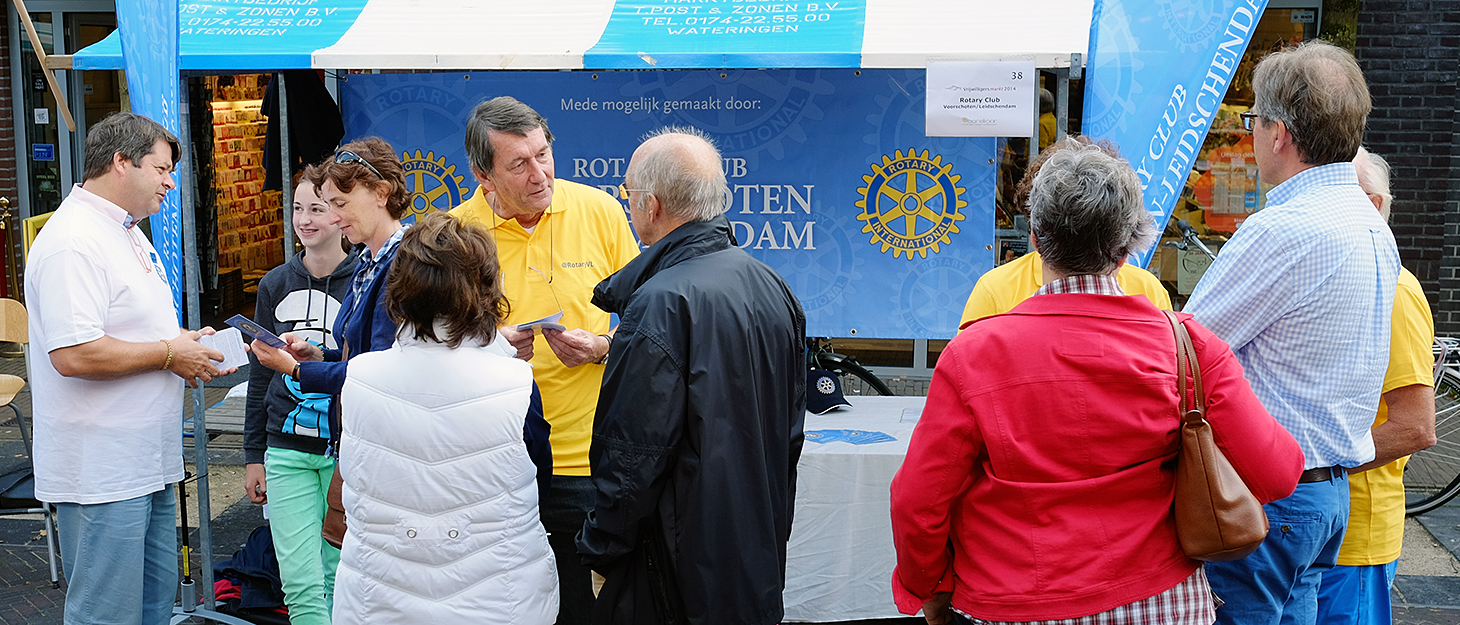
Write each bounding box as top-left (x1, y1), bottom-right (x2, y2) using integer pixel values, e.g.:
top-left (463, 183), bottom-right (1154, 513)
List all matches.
top-left (242, 248), bottom-right (361, 464)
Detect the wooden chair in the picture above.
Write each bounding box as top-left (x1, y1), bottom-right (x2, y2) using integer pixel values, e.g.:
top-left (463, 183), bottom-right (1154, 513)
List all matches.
top-left (0, 298), bottom-right (60, 587)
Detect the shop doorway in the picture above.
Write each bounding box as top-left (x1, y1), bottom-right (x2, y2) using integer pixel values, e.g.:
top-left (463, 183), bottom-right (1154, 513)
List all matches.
top-left (6, 2), bottom-right (121, 300)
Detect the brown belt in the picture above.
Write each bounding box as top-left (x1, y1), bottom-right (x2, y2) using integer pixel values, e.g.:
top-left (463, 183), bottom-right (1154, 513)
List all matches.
top-left (1298, 466), bottom-right (1343, 483)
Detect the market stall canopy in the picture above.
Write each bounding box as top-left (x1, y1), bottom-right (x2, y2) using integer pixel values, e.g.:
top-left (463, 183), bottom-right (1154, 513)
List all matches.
top-left (73, 0), bottom-right (1093, 71)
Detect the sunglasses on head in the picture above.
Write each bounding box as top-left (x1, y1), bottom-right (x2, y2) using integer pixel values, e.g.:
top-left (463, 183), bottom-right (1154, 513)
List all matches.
top-left (335, 149), bottom-right (384, 181)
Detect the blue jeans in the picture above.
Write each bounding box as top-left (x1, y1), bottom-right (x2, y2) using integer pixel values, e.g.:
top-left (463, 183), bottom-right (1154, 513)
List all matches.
top-left (544, 475), bottom-right (596, 625)
top-left (1315, 560), bottom-right (1397, 625)
top-left (55, 488), bottom-right (179, 625)
top-left (1207, 474), bottom-right (1350, 625)
top-left (265, 448), bottom-right (340, 625)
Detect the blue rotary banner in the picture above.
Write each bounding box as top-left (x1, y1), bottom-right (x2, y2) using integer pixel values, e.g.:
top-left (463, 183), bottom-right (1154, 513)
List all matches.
top-left (340, 70), bottom-right (995, 339)
top-left (1082, 0), bottom-right (1269, 267)
top-left (116, 0), bottom-right (184, 319)
top-left (77, 0), bottom-right (370, 70)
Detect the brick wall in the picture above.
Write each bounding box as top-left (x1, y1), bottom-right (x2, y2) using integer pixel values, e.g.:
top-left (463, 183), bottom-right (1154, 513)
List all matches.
top-left (1447, 87), bottom-right (1460, 332)
top-left (1355, 0), bottom-right (1460, 333)
top-left (0, 8), bottom-right (18, 300)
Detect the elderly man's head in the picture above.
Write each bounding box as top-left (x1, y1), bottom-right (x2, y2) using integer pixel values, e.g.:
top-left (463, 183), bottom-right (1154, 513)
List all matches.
top-left (623, 127), bottom-right (727, 246)
top-left (464, 96), bottom-right (557, 221)
top-left (1028, 140), bottom-right (1156, 277)
top-left (1014, 134), bottom-right (1121, 216)
top-left (1251, 40), bottom-right (1371, 167)
top-left (1353, 146), bottom-right (1393, 220)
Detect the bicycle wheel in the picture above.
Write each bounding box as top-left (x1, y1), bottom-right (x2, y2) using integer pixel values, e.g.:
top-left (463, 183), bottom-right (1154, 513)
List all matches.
top-left (1405, 368), bottom-right (1460, 515)
top-left (826, 354), bottom-right (895, 396)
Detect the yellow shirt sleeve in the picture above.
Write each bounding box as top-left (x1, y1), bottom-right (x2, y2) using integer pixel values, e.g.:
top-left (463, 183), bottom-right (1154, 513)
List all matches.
top-left (960, 275), bottom-right (1004, 327)
top-left (1115, 264), bottom-right (1172, 311)
top-left (959, 253), bottom-right (1042, 327)
top-left (1383, 269), bottom-right (1435, 394)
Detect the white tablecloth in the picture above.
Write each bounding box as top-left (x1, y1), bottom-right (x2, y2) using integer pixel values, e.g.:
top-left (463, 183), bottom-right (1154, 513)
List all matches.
top-left (784, 396), bottom-right (927, 623)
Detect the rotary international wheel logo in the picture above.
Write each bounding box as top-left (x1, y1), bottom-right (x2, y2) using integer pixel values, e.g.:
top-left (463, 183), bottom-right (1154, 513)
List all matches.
top-left (856, 149), bottom-right (967, 259)
top-left (400, 150), bottom-right (470, 221)
top-left (816, 376), bottom-right (837, 395)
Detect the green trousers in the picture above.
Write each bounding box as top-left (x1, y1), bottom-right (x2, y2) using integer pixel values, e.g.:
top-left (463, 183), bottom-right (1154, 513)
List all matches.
top-left (265, 448), bottom-right (341, 625)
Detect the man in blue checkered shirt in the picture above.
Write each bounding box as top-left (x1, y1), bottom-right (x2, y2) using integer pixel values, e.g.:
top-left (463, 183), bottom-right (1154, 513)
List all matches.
top-left (1184, 40), bottom-right (1401, 625)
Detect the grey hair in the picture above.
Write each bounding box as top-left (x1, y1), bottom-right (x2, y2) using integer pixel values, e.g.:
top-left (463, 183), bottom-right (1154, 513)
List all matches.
top-left (82, 112), bottom-right (179, 182)
top-left (1028, 141), bottom-right (1156, 275)
top-left (464, 96), bottom-right (555, 175)
top-left (628, 126), bottom-right (727, 222)
top-left (1354, 146), bottom-right (1393, 221)
top-left (1251, 40), bottom-right (1370, 166)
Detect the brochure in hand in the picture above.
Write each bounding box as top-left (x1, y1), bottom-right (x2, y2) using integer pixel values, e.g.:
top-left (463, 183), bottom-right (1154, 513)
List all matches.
top-left (516, 310), bottom-right (567, 334)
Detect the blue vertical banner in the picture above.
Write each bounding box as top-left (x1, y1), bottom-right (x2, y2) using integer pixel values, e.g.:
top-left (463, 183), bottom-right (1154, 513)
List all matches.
top-left (116, 0), bottom-right (184, 319)
top-left (341, 70), bottom-right (996, 339)
top-left (1082, 0), bottom-right (1269, 267)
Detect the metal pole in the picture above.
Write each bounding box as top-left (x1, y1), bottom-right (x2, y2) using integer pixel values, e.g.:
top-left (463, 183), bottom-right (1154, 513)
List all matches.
top-left (1026, 71), bottom-right (1038, 166)
top-left (1054, 67), bottom-right (1069, 143)
top-left (279, 73), bottom-right (294, 257)
top-left (177, 74), bottom-right (219, 611)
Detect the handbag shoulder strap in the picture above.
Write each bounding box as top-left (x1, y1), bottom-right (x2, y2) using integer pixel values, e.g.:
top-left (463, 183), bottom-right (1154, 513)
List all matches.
top-left (1162, 310), bottom-right (1206, 423)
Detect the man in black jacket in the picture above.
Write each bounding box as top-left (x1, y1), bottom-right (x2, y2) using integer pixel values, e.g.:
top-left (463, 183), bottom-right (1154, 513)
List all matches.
top-left (577, 128), bottom-right (807, 625)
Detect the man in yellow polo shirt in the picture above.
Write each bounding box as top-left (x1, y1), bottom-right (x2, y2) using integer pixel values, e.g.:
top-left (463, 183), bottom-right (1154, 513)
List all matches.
top-left (960, 251), bottom-right (1170, 324)
top-left (1315, 147), bottom-right (1436, 625)
top-left (961, 136), bottom-right (1171, 325)
top-left (449, 96), bottom-right (639, 625)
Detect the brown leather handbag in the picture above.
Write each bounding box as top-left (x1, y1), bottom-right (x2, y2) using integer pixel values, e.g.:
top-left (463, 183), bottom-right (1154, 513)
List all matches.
top-left (321, 343), bottom-right (349, 549)
top-left (322, 469), bottom-right (347, 549)
top-left (1164, 310), bottom-right (1269, 561)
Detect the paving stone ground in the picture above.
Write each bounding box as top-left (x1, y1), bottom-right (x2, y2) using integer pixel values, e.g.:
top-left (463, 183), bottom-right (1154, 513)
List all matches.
top-left (1, 358), bottom-right (1459, 623)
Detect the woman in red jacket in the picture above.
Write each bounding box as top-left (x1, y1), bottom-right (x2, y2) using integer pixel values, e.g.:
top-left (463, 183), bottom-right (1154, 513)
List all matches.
top-left (890, 141), bottom-right (1304, 625)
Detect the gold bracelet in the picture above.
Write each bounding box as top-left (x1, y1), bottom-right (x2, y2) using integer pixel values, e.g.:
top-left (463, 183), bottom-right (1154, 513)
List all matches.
top-left (160, 339), bottom-right (173, 371)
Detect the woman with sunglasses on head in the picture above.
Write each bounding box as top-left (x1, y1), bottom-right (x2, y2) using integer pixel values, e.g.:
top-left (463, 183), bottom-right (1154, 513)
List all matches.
top-left (252, 138), bottom-right (411, 548)
top-left (242, 164), bottom-right (360, 625)
top-left (253, 139), bottom-right (555, 559)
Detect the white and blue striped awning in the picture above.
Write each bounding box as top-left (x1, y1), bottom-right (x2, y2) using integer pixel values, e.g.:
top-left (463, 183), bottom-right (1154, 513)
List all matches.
top-left (73, 0), bottom-right (1093, 71)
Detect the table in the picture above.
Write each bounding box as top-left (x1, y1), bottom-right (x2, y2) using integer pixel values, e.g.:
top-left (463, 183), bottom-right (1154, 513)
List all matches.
top-left (784, 396), bottom-right (926, 622)
top-left (185, 387), bottom-right (248, 438)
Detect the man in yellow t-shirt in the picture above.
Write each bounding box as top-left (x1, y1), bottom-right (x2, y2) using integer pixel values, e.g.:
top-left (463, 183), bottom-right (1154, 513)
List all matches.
top-left (963, 135), bottom-right (1172, 327)
top-left (1315, 148), bottom-right (1437, 625)
top-left (1038, 89), bottom-right (1057, 151)
top-left (960, 250), bottom-right (1170, 325)
top-left (448, 96), bottom-right (639, 625)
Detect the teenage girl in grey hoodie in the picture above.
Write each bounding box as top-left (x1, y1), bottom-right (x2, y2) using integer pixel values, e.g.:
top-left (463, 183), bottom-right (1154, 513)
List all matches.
top-left (242, 172), bottom-right (360, 625)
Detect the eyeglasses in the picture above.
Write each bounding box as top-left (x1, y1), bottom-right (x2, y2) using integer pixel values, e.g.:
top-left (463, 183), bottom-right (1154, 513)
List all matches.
top-left (335, 149), bottom-right (384, 181)
top-left (618, 183), bottom-right (650, 200)
top-left (1239, 111), bottom-right (1261, 132)
top-left (127, 227), bottom-right (158, 275)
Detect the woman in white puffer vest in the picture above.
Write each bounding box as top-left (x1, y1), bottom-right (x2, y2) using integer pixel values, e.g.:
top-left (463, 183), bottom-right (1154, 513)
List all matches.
top-left (332, 213), bottom-right (558, 624)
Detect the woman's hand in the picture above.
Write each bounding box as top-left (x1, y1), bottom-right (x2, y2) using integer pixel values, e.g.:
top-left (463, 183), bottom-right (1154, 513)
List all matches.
top-left (244, 463), bottom-right (267, 504)
top-left (922, 592), bottom-right (954, 625)
top-left (251, 340), bottom-right (299, 376)
top-left (498, 326), bottom-right (535, 361)
top-left (282, 332), bottom-right (324, 362)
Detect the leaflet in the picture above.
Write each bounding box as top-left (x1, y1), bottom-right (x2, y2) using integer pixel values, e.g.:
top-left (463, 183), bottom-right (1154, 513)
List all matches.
top-left (199, 327), bottom-right (250, 370)
top-left (516, 310), bottom-right (567, 334)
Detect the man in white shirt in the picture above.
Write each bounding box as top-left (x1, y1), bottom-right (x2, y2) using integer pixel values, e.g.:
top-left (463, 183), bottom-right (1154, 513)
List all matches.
top-left (25, 112), bottom-right (233, 625)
